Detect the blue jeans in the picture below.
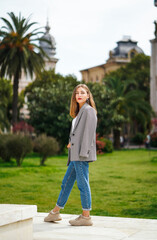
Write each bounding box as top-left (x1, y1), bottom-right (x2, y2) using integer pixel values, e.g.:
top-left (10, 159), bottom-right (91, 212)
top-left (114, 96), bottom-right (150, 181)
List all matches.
top-left (56, 161), bottom-right (91, 211)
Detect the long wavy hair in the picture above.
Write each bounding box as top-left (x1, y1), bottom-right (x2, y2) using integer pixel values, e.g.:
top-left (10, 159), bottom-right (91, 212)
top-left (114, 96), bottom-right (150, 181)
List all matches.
top-left (70, 84), bottom-right (97, 118)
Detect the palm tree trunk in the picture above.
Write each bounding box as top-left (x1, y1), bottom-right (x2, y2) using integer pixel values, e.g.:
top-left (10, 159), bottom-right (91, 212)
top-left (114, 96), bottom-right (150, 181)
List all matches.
top-left (12, 71), bottom-right (19, 125)
top-left (113, 129), bottom-right (120, 149)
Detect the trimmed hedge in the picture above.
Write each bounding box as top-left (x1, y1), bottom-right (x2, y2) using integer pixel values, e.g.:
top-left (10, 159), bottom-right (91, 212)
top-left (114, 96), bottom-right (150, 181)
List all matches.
top-left (0, 133), bottom-right (60, 166)
top-left (0, 134), bottom-right (32, 166)
top-left (7, 134), bottom-right (33, 166)
top-left (0, 134), bottom-right (12, 162)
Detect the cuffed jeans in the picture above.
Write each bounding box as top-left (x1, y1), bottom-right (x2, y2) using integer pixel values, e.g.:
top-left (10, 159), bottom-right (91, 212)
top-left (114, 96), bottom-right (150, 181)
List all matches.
top-left (56, 161), bottom-right (92, 211)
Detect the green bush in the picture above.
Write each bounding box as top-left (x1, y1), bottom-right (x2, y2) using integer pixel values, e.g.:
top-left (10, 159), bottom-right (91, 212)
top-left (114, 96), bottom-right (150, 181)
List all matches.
top-left (101, 138), bottom-right (113, 153)
top-left (33, 134), bottom-right (59, 165)
top-left (7, 134), bottom-right (33, 166)
top-left (131, 133), bottom-right (145, 145)
top-left (150, 132), bottom-right (157, 147)
top-left (0, 134), bottom-right (12, 162)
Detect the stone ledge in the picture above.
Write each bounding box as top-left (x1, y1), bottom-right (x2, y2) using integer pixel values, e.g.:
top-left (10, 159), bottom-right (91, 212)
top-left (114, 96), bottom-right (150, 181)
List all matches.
top-left (0, 204), bottom-right (37, 240)
top-left (0, 218), bottom-right (33, 240)
top-left (0, 204), bottom-right (37, 226)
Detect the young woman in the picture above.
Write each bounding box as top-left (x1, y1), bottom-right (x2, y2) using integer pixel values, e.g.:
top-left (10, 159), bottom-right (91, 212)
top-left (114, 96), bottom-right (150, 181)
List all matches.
top-left (44, 84), bottom-right (97, 226)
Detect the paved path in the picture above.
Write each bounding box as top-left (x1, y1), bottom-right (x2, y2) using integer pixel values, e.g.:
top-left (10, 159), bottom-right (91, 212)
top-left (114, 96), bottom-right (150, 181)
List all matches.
top-left (33, 213), bottom-right (157, 240)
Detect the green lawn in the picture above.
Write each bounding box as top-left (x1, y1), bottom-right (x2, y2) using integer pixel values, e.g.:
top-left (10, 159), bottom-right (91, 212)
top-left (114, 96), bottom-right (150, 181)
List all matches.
top-left (0, 149), bottom-right (157, 219)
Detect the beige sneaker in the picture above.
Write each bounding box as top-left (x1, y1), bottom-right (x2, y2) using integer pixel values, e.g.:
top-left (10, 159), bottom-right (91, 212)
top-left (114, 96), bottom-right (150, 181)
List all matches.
top-left (44, 211), bottom-right (62, 222)
top-left (69, 214), bottom-right (93, 226)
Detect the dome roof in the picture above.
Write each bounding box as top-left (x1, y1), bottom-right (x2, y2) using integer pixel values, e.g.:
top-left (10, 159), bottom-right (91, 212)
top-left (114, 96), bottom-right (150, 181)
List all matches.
top-left (111, 36), bottom-right (144, 58)
top-left (40, 21), bottom-right (56, 59)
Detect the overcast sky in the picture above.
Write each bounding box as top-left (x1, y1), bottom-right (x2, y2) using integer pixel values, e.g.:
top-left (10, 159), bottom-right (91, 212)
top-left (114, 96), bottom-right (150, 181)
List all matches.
top-left (0, 0), bottom-right (156, 80)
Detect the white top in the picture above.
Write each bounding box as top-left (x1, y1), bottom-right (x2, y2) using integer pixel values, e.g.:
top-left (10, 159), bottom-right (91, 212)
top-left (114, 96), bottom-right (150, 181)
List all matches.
top-left (72, 116), bottom-right (77, 132)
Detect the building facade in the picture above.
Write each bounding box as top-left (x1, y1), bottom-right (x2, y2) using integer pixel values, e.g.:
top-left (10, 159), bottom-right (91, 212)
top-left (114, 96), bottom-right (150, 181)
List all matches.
top-left (150, 38), bottom-right (157, 115)
top-left (150, 37), bottom-right (157, 133)
top-left (80, 36), bottom-right (143, 83)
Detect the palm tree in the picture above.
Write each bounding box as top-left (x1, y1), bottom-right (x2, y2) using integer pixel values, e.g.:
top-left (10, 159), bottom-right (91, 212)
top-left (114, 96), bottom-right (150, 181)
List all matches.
top-left (0, 78), bottom-right (12, 132)
top-left (104, 76), bottom-right (152, 149)
top-left (0, 12), bottom-right (48, 124)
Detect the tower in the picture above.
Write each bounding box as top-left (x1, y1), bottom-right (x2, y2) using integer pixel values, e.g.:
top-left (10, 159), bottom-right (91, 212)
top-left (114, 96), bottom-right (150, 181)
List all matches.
top-left (39, 20), bottom-right (58, 71)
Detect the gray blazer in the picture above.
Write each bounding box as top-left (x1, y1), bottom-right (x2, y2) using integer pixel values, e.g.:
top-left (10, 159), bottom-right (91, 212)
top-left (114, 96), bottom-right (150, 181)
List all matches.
top-left (67, 102), bottom-right (97, 166)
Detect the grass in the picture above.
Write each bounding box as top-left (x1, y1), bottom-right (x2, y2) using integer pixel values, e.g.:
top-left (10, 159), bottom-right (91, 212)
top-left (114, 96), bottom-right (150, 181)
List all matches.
top-left (0, 149), bottom-right (157, 219)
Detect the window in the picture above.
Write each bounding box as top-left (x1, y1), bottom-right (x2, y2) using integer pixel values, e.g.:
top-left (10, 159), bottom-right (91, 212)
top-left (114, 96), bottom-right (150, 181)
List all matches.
top-left (96, 76), bottom-right (99, 82)
top-left (130, 51), bottom-right (135, 59)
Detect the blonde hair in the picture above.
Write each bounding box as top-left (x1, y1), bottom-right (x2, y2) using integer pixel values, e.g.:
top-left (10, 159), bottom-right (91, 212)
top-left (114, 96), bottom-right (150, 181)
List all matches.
top-left (70, 84), bottom-right (97, 118)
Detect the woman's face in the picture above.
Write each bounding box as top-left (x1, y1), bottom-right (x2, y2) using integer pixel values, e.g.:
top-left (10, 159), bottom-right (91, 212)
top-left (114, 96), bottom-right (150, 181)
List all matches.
top-left (75, 87), bottom-right (89, 105)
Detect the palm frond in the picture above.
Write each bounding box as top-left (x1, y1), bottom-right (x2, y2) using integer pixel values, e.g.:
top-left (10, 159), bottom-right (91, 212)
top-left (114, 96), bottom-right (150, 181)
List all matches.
top-left (0, 17), bottom-right (14, 32)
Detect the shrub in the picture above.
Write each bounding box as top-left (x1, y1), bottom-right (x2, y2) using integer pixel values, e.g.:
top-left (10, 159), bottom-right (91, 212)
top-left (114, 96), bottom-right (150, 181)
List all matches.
top-left (131, 132), bottom-right (145, 145)
top-left (0, 134), bottom-right (12, 162)
top-left (96, 140), bottom-right (106, 154)
top-left (7, 134), bottom-right (33, 166)
top-left (13, 121), bottom-right (34, 135)
top-left (33, 134), bottom-right (59, 165)
top-left (150, 132), bottom-right (157, 147)
top-left (96, 133), bottom-right (113, 154)
top-left (100, 138), bottom-right (113, 153)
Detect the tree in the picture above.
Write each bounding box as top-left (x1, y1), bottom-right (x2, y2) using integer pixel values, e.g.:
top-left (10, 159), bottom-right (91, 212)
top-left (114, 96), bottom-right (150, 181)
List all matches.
top-left (0, 78), bottom-right (12, 131)
top-left (0, 12), bottom-right (47, 125)
top-left (84, 81), bottom-right (112, 136)
top-left (105, 54), bottom-right (150, 101)
top-left (103, 54), bottom-right (152, 148)
top-left (25, 70), bottom-right (79, 151)
top-left (103, 76), bottom-right (152, 149)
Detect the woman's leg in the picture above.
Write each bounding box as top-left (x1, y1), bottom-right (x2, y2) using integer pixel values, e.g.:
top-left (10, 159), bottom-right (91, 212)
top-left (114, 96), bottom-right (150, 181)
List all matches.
top-left (55, 161), bottom-right (76, 210)
top-left (44, 162), bottom-right (76, 222)
top-left (73, 161), bottom-right (91, 217)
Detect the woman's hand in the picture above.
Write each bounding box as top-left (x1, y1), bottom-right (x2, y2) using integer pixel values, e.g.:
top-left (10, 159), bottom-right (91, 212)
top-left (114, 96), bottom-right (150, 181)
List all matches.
top-left (67, 143), bottom-right (71, 149)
